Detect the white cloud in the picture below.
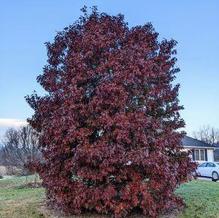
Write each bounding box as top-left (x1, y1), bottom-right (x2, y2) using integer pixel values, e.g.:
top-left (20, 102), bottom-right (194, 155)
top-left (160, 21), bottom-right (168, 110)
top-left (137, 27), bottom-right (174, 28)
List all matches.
top-left (0, 118), bottom-right (27, 128)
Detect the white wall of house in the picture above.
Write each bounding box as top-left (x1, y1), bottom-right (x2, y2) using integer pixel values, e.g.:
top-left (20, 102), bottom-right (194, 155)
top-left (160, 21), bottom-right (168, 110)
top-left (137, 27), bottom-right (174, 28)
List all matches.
top-left (207, 149), bottom-right (214, 162)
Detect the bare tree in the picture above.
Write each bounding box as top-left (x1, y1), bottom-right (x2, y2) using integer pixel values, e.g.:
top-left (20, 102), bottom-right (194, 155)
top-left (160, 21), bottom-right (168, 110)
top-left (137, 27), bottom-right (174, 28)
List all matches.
top-left (1, 125), bottom-right (42, 175)
top-left (0, 147), bottom-right (4, 165)
top-left (192, 125), bottom-right (219, 145)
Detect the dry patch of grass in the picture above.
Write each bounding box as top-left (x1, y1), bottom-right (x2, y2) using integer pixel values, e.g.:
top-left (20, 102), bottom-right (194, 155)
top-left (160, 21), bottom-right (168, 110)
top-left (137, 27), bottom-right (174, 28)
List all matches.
top-left (0, 199), bottom-right (45, 218)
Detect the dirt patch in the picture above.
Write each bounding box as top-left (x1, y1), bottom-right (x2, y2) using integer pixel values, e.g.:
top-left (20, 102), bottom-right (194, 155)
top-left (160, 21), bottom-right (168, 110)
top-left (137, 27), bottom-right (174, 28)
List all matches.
top-left (39, 205), bottom-right (109, 218)
top-left (17, 182), bottom-right (42, 189)
top-left (38, 204), bottom-right (181, 218)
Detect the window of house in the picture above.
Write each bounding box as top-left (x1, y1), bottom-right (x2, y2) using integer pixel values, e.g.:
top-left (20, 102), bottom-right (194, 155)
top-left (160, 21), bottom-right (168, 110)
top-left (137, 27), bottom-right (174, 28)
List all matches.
top-left (200, 150), bottom-right (205, 160)
top-left (194, 150), bottom-right (199, 160)
top-left (194, 149), bottom-right (206, 161)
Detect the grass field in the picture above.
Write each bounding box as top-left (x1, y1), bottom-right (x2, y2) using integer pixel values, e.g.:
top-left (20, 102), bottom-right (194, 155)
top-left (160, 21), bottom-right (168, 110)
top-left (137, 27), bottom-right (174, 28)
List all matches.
top-left (0, 176), bottom-right (45, 218)
top-left (176, 180), bottom-right (219, 218)
top-left (0, 176), bottom-right (219, 218)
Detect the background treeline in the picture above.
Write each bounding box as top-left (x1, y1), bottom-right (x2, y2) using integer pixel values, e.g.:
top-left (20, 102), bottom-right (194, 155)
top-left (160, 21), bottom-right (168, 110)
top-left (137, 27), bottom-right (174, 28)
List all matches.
top-left (0, 125), bottom-right (42, 176)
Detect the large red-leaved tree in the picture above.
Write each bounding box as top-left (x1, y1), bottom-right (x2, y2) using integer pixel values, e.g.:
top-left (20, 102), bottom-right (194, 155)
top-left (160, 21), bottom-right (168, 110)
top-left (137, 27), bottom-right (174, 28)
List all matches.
top-left (26, 7), bottom-right (195, 218)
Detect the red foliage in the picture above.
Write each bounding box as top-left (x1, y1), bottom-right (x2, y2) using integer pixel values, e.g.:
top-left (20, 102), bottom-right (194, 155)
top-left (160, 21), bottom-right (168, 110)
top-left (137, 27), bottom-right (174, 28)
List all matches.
top-left (26, 7), bottom-right (196, 217)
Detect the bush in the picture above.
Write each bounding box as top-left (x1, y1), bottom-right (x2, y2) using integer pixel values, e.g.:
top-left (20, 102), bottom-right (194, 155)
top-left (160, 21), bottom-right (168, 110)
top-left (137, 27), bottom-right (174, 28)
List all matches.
top-left (0, 165), bottom-right (7, 176)
top-left (26, 7), bottom-right (196, 218)
top-left (5, 166), bottom-right (24, 176)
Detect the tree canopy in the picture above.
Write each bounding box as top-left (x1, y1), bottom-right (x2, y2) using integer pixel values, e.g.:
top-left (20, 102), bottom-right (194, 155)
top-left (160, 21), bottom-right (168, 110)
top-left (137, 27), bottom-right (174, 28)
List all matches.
top-left (26, 7), bottom-right (195, 218)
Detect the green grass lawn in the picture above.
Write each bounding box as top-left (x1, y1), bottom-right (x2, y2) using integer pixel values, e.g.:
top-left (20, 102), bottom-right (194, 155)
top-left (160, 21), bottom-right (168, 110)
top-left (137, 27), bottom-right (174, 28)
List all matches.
top-left (0, 176), bottom-right (219, 218)
top-left (0, 176), bottom-right (45, 218)
top-left (176, 180), bottom-right (219, 218)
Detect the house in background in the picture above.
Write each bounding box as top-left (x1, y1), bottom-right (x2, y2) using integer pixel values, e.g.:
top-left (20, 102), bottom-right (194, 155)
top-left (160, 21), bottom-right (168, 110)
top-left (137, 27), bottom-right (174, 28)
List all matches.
top-left (213, 144), bottom-right (219, 162)
top-left (182, 136), bottom-right (215, 163)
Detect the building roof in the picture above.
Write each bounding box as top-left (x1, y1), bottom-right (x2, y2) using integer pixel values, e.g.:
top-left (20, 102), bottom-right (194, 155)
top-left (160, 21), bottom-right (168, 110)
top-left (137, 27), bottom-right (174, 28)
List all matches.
top-left (214, 143), bottom-right (219, 147)
top-left (182, 136), bottom-right (216, 148)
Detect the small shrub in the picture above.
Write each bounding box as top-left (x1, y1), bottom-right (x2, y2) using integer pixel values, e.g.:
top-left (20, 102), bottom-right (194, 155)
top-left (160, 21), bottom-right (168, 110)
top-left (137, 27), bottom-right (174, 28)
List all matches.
top-left (6, 166), bottom-right (23, 176)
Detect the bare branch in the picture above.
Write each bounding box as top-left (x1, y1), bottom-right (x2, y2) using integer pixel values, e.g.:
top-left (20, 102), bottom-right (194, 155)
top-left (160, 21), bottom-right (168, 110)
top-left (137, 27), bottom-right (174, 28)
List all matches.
top-left (192, 125), bottom-right (219, 145)
top-left (0, 125), bottom-right (42, 174)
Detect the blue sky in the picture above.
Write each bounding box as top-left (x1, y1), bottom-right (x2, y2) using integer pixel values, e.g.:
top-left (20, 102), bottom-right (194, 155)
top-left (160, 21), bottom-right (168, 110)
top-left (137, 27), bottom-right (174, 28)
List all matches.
top-left (0, 0), bottom-right (219, 139)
